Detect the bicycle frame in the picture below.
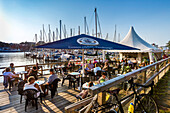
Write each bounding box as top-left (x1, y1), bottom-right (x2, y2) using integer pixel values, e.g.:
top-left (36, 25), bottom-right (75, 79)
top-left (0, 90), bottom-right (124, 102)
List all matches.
top-left (112, 82), bottom-right (147, 113)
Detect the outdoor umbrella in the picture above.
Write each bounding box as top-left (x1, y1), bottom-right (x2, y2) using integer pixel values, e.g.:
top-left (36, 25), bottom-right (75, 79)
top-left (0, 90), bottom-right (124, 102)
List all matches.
top-left (35, 34), bottom-right (139, 88)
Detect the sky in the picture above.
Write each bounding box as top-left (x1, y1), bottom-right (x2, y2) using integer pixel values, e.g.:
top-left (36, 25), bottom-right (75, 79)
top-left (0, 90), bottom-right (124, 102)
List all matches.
top-left (0, 0), bottom-right (170, 46)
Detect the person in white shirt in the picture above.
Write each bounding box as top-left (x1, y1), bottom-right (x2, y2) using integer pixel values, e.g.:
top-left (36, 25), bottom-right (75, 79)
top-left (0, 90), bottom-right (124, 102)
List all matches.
top-left (93, 63), bottom-right (101, 75)
top-left (3, 68), bottom-right (18, 81)
top-left (3, 67), bottom-right (20, 89)
top-left (24, 76), bottom-right (40, 97)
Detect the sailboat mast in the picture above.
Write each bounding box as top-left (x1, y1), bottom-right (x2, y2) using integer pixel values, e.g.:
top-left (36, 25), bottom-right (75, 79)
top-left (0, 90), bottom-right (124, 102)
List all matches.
top-left (118, 33), bottom-right (120, 42)
top-left (95, 8), bottom-right (97, 37)
top-left (73, 28), bottom-right (75, 36)
top-left (42, 24), bottom-right (45, 42)
top-left (40, 30), bottom-right (42, 41)
top-left (113, 24), bottom-right (117, 42)
top-left (35, 34), bottom-right (37, 43)
top-left (56, 28), bottom-right (58, 40)
top-left (64, 24), bottom-right (66, 38)
top-left (60, 20), bottom-right (62, 40)
top-left (48, 24), bottom-right (51, 42)
top-left (105, 33), bottom-right (108, 40)
top-left (53, 31), bottom-right (55, 41)
top-left (84, 17), bottom-right (86, 34)
top-left (78, 26), bottom-right (80, 35)
top-left (70, 28), bottom-right (72, 37)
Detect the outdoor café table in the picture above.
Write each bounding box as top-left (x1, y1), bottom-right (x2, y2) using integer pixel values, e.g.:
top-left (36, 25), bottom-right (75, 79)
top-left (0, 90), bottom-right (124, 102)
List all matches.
top-left (68, 72), bottom-right (81, 88)
top-left (16, 71), bottom-right (28, 79)
top-left (55, 65), bottom-right (65, 69)
top-left (82, 82), bottom-right (97, 89)
top-left (35, 80), bottom-right (45, 86)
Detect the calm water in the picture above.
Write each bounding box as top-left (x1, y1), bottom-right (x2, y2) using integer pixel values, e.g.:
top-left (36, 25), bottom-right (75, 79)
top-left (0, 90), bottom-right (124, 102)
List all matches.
top-left (0, 52), bottom-right (45, 82)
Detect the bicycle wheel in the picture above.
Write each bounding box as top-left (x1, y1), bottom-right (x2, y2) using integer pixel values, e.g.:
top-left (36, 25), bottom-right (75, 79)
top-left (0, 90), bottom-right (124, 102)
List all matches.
top-left (135, 94), bottom-right (159, 113)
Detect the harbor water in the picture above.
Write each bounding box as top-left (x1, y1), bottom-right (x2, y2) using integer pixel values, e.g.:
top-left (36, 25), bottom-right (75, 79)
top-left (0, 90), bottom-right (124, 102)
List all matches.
top-left (0, 52), bottom-right (45, 83)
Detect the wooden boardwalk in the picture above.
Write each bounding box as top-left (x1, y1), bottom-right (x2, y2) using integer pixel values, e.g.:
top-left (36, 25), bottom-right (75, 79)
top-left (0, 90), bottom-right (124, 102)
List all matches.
top-left (0, 75), bottom-right (80, 113)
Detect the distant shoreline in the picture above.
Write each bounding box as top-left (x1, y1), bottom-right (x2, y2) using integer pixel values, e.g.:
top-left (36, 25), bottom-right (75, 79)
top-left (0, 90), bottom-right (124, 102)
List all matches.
top-left (0, 51), bottom-right (23, 52)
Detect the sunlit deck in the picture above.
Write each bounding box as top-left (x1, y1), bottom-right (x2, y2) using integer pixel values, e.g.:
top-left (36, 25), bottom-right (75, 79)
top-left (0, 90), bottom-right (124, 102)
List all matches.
top-left (0, 75), bottom-right (79, 113)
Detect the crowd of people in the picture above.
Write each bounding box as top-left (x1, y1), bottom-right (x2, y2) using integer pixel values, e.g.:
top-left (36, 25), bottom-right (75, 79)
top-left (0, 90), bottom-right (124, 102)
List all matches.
top-left (2, 53), bottom-right (169, 100)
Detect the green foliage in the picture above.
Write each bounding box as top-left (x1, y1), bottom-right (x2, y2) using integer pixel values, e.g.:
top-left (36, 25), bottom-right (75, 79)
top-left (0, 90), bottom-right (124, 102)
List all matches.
top-left (166, 40), bottom-right (170, 49)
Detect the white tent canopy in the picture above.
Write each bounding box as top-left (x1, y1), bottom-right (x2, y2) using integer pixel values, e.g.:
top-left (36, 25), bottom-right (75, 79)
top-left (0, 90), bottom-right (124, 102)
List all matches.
top-left (107, 26), bottom-right (162, 53)
top-left (107, 26), bottom-right (162, 63)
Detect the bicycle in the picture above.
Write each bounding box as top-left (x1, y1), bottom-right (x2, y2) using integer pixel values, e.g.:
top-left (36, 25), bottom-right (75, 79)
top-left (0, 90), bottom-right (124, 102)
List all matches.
top-left (91, 77), bottom-right (159, 113)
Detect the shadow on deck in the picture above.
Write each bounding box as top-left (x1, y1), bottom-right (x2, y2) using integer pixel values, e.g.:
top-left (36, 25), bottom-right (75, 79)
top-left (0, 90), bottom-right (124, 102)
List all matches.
top-left (0, 75), bottom-right (80, 113)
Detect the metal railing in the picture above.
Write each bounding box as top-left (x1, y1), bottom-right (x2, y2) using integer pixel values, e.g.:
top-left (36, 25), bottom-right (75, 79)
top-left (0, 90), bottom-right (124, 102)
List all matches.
top-left (65, 57), bottom-right (170, 113)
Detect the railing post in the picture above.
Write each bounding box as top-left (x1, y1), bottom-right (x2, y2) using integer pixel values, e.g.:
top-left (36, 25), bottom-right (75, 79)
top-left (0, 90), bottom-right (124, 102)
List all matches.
top-left (97, 92), bottom-right (106, 106)
top-left (156, 63), bottom-right (159, 82)
top-left (25, 66), bottom-right (27, 72)
top-left (143, 71), bottom-right (146, 93)
top-left (143, 71), bottom-right (146, 84)
top-left (164, 61), bottom-right (166, 75)
top-left (169, 58), bottom-right (170, 70)
top-left (41, 66), bottom-right (43, 77)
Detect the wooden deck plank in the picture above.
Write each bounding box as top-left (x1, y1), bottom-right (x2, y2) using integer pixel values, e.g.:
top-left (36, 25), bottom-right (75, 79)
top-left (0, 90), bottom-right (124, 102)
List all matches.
top-left (0, 78), bottom-right (80, 113)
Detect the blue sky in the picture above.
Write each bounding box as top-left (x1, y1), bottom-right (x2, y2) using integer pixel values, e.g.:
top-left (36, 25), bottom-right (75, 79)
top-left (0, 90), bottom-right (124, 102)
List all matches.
top-left (0, 0), bottom-right (170, 46)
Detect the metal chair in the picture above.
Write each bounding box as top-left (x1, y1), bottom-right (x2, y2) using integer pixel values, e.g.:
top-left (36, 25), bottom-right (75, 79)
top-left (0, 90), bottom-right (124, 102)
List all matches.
top-left (23, 89), bottom-right (42, 111)
top-left (49, 78), bottom-right (61, 98)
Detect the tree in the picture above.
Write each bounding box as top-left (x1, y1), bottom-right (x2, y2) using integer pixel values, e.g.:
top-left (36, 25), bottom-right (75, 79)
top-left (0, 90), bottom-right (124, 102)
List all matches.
top-left (166, 40), bottom-right (170, 49)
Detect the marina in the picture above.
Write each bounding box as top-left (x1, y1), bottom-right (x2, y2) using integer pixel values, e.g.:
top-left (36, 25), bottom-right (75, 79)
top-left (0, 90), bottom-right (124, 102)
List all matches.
top-left (0, 0), bottom-right (170, 113)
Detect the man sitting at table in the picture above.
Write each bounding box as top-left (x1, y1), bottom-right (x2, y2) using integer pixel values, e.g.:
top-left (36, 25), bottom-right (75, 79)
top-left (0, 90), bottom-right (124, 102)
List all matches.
top-left (76, 81), bottom-right (93, 99)
top-left (88, 60), bottom-right (94, 70)
top-left (41, 69), bottom-right (58, 95)
top-left (98, 72), bottom-right (109, 83)
top-left (24, 76), bottom-right (41, 97)
top-left (2, 63), bottom-right (16, 74)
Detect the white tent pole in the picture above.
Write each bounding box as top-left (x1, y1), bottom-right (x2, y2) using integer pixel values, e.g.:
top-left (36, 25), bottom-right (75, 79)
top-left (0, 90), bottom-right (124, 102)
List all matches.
top-left (102, 50), bottom-right (105, 62)
top-left (138, 53), bottom-right (142, 64)
top-left (148, 52), bottom-right (154, 64)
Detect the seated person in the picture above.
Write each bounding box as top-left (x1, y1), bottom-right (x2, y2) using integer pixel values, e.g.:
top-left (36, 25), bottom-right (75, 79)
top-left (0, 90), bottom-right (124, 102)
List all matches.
top-left (28, 65), bottom-right (39, 80)
top-left (3, 67), bottom-right (20, 89)
top-left (41, 69), bottom-right (58, 95)
top-left (88, 60), bottom-right (94, 70)
top-left (93, 58), bottom-right (98, 64)
top-left (24, 76), bottom-right (40, 97)
top-left (93, 63), bottom-right (101, 75)
top-left (76, 81), bottom-right (93, 99)
top-left (98, 72), bottom-right (109, 83)
top-left (124, 65), bottom-right (132, 74)
top-left (67, 61), bottom-right (75, 72)
top-left (9, 63), bottom-right (16, 74)
top-left (2, 63), bottom-right (16, 74)
top-left (102, 62), bottom-right (109, 71)
top-left (36, 63), bottom-right (40, 70)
